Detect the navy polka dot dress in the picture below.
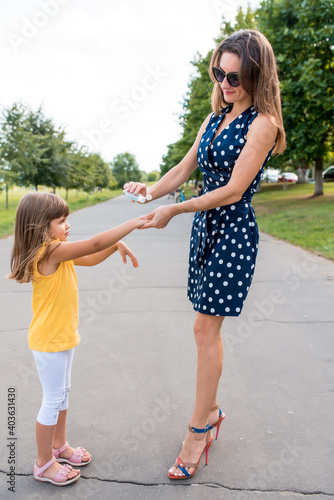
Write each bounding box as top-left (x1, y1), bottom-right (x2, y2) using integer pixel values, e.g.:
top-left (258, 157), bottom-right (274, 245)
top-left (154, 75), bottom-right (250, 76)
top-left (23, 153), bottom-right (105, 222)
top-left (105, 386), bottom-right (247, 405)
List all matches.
top-left (188, 105), bottom-right (274, 317)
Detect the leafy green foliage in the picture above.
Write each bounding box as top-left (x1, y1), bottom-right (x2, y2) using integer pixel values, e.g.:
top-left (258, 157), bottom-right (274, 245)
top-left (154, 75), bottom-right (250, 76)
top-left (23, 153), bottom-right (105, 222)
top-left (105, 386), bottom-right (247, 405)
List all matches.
top-left (0, 102), bottom-right (115, 205)
top-left (147, 170), bottom-right (160, 182)
top-left (257, 0), bottom-right (334, 194)
top-left (0, 103), bottom-right (25, 202)
top-left (110, 152), bottom-right (141, 188)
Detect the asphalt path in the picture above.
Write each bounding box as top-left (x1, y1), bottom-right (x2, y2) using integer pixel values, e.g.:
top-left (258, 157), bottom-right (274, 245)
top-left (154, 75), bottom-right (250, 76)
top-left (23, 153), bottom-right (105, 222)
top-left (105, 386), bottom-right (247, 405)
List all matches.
top-left (0, 194), bottom-right (333, 500)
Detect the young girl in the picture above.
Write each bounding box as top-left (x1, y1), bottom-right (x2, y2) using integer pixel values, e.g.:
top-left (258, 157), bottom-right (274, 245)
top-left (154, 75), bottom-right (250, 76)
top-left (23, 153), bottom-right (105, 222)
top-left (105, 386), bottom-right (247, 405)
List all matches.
top-left (9, 192), bottom-right (144, 486)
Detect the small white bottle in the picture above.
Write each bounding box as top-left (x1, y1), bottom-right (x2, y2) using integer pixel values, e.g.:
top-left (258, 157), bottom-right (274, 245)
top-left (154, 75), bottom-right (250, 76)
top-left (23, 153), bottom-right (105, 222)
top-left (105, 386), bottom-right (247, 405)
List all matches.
top-left (123, 190), bottom-right (152, 204)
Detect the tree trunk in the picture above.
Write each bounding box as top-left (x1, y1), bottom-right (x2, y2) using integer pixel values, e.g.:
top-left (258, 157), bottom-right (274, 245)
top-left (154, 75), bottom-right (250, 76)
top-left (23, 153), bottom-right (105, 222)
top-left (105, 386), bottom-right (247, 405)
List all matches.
top-left (66, 188), bottom-right (69, 201)
top-left (313, 157), bottom-right (324, 196)
top-left (296, 161), bottom-right (310, 183)
top-left (5, 184), bottom-right (9, 209)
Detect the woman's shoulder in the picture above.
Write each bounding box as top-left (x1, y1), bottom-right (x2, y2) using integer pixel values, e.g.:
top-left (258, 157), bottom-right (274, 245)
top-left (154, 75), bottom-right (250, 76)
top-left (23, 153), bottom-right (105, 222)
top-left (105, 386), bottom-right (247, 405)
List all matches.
top-left (246, 113), bottom-right (277, 147)
top-left (249, 113), bottom-right (277, 134)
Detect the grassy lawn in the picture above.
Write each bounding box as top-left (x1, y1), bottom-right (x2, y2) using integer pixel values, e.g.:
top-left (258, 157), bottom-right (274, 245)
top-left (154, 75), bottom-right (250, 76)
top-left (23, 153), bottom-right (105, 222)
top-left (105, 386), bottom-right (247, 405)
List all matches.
top-left (0, 186), bottom-right (123, 238)
top-left (182, 182), bottom-right (334, 260)
top-left (253, 182), bottom-right (334, 260)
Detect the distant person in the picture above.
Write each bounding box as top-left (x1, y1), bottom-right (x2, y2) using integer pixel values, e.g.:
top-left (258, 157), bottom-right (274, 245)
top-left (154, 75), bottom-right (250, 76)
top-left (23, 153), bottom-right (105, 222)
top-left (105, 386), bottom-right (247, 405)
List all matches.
top-left (8, 192), bottom-right (144, 487)
top-left (192, 182), bottom-right (204, 197)
top-left (197, 182), bottom-right (203, 196)
top-left (124, 29), bottom-right (286, 479)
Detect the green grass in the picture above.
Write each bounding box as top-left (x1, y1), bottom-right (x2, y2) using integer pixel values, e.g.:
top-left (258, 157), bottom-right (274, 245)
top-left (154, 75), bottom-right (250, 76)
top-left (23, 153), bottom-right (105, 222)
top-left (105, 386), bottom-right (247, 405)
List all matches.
top-left (252, 182), bottom-right (334, 260)
top-left (0, 187), bottom-right (123, 238)
top-left (182, 182), bottom-right (334, 260)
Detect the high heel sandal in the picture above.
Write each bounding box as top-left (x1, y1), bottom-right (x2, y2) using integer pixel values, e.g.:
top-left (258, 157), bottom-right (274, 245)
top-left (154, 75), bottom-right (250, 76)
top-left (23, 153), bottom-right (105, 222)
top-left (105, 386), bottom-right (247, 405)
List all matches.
top-left (209, 405), bottom-right (226, 439)
top-left (168, 424), bottom-right (213, 480)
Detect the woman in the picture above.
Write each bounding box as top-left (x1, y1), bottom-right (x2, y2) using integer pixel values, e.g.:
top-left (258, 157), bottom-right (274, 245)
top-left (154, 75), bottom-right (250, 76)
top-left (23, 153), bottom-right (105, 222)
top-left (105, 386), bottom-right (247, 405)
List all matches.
top-left (125, 29), bottom-right (286, 479)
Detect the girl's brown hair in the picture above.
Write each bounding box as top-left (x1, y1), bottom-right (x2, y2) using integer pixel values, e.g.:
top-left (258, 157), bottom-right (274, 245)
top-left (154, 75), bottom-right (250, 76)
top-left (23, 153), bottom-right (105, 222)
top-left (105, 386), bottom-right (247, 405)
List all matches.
top-left (209, 29), bottom-right (286, 154)
top-left (8, 192), bottom-right (69, 283)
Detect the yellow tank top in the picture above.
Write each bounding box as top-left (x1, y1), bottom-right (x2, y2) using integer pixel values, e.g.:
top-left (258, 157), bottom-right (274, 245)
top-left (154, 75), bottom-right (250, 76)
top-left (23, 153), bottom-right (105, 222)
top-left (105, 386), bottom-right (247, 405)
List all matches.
top-left (28, 242), bottom-right (80, 352)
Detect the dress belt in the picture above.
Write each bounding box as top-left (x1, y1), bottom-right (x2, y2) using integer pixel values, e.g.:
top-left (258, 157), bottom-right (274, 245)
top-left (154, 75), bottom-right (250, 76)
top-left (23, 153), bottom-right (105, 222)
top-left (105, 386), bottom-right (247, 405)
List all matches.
top-left (194, 211), bottom-right (208, 265)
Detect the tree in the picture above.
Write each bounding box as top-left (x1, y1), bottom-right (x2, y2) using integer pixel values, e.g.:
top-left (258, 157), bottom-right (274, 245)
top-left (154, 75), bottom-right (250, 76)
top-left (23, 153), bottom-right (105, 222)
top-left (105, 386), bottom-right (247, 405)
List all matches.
top-left (160, 51), bottom-right (213, 177)
top-left (59, 142), bottom-right (84, 199)
top-left (110, 152), bottom-right (141, 188)
top-left (147, 170), bottom-right (160, 182)
top-left (90, 153), bottom-right (111, 191)
top-left (22, 107), bottom-right (68, 191)
top-left (257, 0), bottom-right (334, 195)
top-left (0, 102), bottom-right (115, 200)
top-left (76, 152), bottom-right (96, 199)
top-left (0, 103), bottom-right (30, 208)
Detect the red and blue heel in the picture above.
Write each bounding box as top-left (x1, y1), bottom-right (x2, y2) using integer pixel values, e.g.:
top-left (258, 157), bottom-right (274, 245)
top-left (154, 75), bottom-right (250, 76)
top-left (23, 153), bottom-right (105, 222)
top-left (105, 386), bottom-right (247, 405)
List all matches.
top-left (168, 424), bottom-right (213, 480)
top-left (209, 405), bottom-right (226, 439)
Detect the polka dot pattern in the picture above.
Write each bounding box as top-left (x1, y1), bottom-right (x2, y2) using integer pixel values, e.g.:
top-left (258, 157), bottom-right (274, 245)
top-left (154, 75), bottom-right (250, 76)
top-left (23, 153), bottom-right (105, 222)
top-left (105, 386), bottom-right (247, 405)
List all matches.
top-left (188, 105), bottom-right (274, 317)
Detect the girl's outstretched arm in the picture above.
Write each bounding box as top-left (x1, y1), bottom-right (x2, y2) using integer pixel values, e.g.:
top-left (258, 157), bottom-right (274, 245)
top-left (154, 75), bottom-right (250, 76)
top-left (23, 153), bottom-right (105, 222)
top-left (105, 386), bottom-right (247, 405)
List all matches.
top-left (49, 218), bottom-right (144, 265)
top-left (74, 241), bottom-right (139, 267)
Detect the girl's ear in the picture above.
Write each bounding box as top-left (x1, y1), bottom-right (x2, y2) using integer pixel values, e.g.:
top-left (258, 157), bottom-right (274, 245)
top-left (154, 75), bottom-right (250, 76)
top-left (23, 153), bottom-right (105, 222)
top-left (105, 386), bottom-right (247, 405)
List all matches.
top-left (45, 226), bottom-right (52, 239)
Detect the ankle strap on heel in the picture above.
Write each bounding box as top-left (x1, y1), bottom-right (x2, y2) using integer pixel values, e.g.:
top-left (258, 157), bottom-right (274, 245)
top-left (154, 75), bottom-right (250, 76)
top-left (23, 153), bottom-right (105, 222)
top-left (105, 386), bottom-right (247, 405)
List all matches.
top-left (188, 424), bottom-right (211, 433)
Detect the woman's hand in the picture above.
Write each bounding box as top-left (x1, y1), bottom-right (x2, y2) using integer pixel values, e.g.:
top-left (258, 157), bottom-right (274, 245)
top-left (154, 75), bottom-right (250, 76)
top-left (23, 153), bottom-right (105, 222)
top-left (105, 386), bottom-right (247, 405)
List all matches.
top-left (116, 241), bottom-right (139, 268)
top-left (139, 205), bottom-right (176, 229)
top-left (123, 181), bottom-right (149, 202)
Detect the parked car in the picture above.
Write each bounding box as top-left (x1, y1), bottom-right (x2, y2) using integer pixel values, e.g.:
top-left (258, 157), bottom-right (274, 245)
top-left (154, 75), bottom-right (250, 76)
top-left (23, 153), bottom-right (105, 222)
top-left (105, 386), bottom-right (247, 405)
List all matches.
top-left (322, 166), bottom-right (334, 182)
top-left (278, 172), bottom-right (298, 183)
top-left (262, 169), bottom-right (279, 183)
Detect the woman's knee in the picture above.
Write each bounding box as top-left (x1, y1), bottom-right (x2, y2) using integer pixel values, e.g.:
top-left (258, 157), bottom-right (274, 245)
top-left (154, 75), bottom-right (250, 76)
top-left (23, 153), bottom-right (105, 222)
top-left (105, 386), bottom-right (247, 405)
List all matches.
top-left (193, 314), bottom-right (223, 348)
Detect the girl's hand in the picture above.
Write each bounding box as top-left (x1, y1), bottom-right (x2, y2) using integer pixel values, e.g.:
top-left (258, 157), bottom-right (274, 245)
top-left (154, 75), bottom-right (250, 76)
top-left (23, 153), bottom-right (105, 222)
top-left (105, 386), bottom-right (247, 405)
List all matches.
top-left (116, 241), bottom-right (139, 268)
top-left (123, 181), bottom-right (149, 202)
top-left (136, 216), bottom-right (148, 229)
top-left (139, 205), bottom-right (175, 229)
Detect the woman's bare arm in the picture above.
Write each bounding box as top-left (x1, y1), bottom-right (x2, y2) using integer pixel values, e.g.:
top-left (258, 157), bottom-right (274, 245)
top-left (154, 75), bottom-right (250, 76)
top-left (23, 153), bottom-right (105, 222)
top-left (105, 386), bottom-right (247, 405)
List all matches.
top-left (141, 115), bottom-right (277, 228)
top-left (124, 114), bottom-right (212, 201)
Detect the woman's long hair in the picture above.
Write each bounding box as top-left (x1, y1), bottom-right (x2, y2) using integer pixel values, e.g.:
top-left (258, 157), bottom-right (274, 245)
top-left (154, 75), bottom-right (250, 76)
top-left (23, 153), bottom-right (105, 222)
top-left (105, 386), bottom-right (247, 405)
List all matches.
top-left (209, 29), bottom-right (286, 155)
top-left (8, 192), bottom-right (69, 283)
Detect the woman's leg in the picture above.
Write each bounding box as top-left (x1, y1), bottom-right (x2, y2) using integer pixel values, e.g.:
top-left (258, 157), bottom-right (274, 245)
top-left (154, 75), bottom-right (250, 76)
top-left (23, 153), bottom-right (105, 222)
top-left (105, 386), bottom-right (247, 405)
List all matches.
top-left (192, 313), bottom-right (224, 427)
top-left (169, 312), bottom-right (224, 477)
top-left (32, 350), bottom-right (79, 480)
top-left (53, 349), bottom-right (90, 462)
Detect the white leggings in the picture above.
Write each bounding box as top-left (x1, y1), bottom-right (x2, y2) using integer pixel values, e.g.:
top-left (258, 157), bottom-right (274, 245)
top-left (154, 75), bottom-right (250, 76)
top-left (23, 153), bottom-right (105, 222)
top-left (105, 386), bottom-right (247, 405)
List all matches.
top-left (32, 348), bottom-right (75, 426)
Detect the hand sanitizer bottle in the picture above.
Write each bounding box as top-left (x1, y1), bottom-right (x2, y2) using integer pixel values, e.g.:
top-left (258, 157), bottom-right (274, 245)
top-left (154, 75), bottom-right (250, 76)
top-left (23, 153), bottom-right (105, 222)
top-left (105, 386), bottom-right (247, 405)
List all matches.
top-left (123, 190), bottom-right (152, 204)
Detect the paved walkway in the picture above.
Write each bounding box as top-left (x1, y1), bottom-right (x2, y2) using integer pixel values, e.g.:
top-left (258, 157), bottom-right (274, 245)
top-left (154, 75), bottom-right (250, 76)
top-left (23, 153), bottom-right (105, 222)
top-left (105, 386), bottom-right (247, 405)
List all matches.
top-left (1, 195), bottom-right (333, 499)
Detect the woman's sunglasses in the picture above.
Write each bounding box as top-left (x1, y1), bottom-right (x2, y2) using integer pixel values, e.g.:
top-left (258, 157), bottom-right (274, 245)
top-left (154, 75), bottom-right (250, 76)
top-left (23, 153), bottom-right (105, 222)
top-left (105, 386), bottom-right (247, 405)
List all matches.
top-left (212, 67), bottom-right (240, 87)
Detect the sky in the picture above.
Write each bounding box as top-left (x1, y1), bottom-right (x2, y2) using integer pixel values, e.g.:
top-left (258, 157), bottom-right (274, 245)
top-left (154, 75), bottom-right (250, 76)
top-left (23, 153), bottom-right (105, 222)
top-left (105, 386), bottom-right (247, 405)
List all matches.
top-left (0, 0), bottom-right (259, 173)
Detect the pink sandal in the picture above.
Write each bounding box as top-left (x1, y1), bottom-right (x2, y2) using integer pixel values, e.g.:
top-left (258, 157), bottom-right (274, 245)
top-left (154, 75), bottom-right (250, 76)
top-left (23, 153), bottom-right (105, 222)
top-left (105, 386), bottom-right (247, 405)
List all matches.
top-left (53, 441), bottom-right (91, 466)
top-left (34, 456), bottom-right (80, 486)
